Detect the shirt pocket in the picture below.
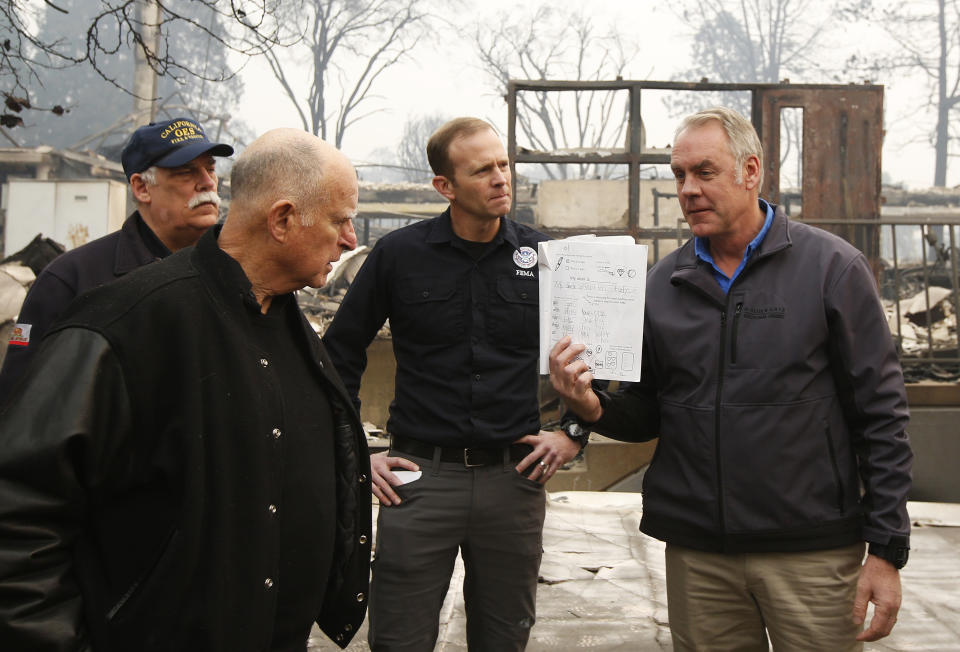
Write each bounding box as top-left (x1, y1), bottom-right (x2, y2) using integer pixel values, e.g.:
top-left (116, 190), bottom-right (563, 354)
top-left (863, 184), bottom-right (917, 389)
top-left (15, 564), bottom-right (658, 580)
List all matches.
top-left (727, 290), bottom-right (794, 370)
top-left (488, 276), bottom-right (539, 344)
top-left (396, 274), bottom-right (463, 344)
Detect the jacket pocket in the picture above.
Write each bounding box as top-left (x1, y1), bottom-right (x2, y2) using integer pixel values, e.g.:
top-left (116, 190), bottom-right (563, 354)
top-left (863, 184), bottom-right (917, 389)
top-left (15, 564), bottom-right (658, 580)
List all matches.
top-left (396, 274), bottom-right (463, 343)
top-left (730, 302), bottom-right (743, 364)
top-left (724, 290), bottom-right (792, 370)
top-left (822, 421), bottom-right (845, 512)
top-left (106, 528), bottom-right (181, 623)
top-left (720, 399), bottom-right (853, 532)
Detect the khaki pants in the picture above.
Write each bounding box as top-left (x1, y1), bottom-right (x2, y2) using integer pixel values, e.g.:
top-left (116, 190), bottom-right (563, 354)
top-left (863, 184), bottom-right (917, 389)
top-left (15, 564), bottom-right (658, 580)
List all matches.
top-left (665, 542), bottom-right (866, 652)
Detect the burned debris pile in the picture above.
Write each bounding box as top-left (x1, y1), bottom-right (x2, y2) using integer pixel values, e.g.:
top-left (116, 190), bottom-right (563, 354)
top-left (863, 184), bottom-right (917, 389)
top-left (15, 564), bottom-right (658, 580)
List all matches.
top-left (297, 246), bottom-right (392, 340)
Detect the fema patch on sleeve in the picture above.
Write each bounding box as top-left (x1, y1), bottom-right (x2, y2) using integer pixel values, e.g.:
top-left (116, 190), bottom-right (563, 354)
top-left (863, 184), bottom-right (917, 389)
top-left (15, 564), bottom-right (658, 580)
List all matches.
top-left (513, 246), bottom-right (537, 269)
top-left (8, 323), bottom-right (31, 346)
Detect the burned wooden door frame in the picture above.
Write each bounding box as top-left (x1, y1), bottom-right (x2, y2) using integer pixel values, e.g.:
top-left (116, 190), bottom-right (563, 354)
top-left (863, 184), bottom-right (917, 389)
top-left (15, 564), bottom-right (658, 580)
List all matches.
top-left (752, 85), bottom-right (884, 258)
top-left (506, 79), bottom-right (884, 249)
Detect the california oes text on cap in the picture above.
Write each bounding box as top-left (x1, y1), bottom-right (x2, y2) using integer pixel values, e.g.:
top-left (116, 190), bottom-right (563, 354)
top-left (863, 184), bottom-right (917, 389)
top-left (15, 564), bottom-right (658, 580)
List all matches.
top-left (121, 117), bottom-right (234, 180)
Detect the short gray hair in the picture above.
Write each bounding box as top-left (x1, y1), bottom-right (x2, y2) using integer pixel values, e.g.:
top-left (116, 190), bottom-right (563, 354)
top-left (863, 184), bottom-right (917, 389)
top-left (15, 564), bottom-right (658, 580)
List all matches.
top-left (676, 106), bottom-right (764, 187)
top-left (138, 166), bottom-right (159, 186)
top-left (230, 138), bottom-right (327, 226)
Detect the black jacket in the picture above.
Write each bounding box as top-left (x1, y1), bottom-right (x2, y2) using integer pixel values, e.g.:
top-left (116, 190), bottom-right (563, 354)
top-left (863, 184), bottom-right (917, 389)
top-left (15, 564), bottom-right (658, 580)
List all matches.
top-left (592, 205), bottom-right (912, 553)
top-left (0, 212), bottom-right (165, 401)
top-left (0, 228), bottom-right (371, 651)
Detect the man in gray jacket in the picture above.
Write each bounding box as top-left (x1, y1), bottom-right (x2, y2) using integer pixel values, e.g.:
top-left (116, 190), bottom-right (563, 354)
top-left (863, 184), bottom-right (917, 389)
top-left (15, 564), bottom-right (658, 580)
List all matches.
top-left (550, 106), bottom-right (912, 651)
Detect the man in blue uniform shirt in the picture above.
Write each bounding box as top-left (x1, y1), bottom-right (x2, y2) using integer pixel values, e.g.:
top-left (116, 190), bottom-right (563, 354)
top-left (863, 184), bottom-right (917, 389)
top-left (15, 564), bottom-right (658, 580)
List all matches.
top-left (324, 117), bottom-right (583, 651)
top-left (0, 116), bottom-right (232, 400)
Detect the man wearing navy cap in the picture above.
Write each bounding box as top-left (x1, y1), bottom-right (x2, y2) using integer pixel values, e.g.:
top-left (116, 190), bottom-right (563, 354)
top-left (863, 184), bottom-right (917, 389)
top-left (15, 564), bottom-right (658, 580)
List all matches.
top-left (0, 116), bottom-right (233, 399)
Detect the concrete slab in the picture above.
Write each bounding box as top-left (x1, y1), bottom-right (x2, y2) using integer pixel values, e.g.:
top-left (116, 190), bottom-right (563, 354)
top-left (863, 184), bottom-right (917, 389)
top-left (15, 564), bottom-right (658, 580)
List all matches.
top-left (310, 495), bottom-right (960, 651)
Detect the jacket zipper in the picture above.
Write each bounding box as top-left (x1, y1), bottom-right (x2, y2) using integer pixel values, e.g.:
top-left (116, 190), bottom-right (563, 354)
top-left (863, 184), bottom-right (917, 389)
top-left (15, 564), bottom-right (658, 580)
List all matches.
top-left (823, 422), bottom-right (845, 512)
top-left (730, 302), bottom-right (743, 364)
top-left (715, 309), bottom-right (728, 540)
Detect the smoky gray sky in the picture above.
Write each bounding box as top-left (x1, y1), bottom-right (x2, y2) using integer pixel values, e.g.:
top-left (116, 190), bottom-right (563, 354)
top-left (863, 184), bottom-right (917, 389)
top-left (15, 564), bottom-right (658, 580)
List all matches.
top-left (232, 0), bottom-right (942, 190)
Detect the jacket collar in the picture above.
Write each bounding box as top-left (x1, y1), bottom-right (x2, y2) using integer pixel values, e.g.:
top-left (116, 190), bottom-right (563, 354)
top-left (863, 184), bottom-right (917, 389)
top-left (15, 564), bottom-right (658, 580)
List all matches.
top-left (113, 211), bottom-right (169, 276)
top-left (189, 226), bottom-right (360, 414)
top-left (190, 224), bottom-right (268, 315)
top-left (425, 207), bottom-right (520, 249)
top-left (670, 202), bottom-right (792, 303)
top-left (753, 203), bottom-right (792, 259)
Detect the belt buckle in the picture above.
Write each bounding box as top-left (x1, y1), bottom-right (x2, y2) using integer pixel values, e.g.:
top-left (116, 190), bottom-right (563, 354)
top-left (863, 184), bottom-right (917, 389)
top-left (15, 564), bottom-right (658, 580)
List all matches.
top-left (463, 448), bottom-right (484, 468)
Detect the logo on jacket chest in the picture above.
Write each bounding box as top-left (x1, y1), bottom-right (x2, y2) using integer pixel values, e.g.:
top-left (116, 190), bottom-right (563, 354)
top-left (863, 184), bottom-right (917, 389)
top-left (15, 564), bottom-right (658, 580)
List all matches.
top-left (743, 305), bottom-right (785, 319)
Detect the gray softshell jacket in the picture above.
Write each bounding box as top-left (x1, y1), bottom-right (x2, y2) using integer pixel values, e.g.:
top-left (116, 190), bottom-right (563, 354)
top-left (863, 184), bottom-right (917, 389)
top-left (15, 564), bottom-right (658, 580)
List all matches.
top-left (592, 204), bottom-right (912, 553)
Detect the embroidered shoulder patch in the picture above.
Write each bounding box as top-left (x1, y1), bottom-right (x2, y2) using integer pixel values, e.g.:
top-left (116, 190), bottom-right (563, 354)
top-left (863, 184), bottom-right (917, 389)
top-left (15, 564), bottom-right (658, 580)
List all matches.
top-left (8, 323), bottom-right (31, 346)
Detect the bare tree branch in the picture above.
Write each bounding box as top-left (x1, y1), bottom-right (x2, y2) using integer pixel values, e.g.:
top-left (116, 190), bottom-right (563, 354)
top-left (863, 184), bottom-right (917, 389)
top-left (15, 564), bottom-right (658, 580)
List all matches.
top-left (394, 112), bottom-right (445, 181)
top-left (250, 0), bottom-right (432, 147)
top-left (0, 0), bottom-right (288, 127)
top-left (843, 0), bottom-right (960, 186)
top-left (473, 7), bottom-right (636, 180)
top-left (670, 0), bottom-right (837, 188)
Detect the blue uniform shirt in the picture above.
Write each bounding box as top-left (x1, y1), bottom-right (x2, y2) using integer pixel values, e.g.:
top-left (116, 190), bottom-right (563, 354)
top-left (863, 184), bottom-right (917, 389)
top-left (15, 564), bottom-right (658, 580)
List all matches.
top-left (323, 209), bottom-right (549, 448)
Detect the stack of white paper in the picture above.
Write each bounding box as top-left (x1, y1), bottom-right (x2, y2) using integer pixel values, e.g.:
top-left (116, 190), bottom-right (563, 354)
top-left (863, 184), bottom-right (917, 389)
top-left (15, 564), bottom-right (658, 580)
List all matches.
top-left (538, 236), bottom-right (648, 382)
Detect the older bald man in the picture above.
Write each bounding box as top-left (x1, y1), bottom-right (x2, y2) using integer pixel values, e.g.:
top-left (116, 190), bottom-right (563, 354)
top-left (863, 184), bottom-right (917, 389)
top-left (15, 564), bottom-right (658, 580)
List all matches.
top-left (0, 129), bottom-right (371, 651)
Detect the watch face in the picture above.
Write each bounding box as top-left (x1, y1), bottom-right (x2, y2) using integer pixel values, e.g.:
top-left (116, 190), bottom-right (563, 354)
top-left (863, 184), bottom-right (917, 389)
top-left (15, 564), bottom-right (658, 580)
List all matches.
top-left (564, 423), bottom-right (588, 444)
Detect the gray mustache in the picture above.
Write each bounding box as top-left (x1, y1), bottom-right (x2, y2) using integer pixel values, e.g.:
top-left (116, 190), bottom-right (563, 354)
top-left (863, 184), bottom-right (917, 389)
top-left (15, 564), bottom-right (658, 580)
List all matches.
top-left (189, 191), bottom-right (221, 209)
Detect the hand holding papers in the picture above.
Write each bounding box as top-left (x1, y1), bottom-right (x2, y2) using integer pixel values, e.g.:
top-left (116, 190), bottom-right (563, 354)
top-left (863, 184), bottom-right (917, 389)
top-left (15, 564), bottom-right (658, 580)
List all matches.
top-left (538, 236), bottom-right (648, 382)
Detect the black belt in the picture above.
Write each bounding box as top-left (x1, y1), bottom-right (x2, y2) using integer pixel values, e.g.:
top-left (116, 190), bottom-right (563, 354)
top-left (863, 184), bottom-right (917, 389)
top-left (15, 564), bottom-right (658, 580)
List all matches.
top-left (391, 435), bottom-right (532, 468)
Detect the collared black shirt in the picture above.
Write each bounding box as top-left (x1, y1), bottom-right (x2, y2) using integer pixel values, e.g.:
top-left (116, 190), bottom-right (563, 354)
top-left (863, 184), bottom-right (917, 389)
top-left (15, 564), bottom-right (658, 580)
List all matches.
top-left (135, 211), bottom-right (174, 260)
top-left (324, 209), bottom-right (549, 448)
top-left (208, 232), bottom-right (338, 649)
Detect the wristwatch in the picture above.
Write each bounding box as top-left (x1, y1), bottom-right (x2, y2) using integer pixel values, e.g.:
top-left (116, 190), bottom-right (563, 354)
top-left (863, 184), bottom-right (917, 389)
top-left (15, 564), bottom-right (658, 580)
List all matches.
top-left (868, 541), bottom-right (909, 569)
top-left (561, 421), bottom-right (590, 450)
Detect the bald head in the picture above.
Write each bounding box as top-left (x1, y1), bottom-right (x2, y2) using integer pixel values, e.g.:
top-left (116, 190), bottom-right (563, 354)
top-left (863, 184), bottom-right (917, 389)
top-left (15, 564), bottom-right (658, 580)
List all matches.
top-left (229, 128), bottom-right (354, 226)
top-left (218, 129), bottom-right (359, 311)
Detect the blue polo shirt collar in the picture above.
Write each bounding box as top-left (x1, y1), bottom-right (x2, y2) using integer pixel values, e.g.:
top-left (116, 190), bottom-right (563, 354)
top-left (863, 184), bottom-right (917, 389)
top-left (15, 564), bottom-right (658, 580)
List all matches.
top-left (694, 198), bottom-right (774, 294)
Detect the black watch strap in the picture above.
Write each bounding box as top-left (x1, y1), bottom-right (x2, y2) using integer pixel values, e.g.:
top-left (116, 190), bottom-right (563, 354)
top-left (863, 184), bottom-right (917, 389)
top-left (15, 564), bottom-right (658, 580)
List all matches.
top-left (561, 421), bottom-right (590, 449)
top-left (868, 542), bottom-right (909, 569)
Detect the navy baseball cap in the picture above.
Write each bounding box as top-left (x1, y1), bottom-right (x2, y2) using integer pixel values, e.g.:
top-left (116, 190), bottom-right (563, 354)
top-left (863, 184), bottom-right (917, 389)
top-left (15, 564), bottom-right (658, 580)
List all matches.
top-left (121, 117), bottom-right (234, 180)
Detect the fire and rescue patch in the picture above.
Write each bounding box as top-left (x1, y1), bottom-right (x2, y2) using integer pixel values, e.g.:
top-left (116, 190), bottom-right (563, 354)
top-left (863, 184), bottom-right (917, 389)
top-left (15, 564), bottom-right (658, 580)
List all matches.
top-left (8, 323), bottom-right (31, 347)
top-left (513, 246), bottom-right (537, 269)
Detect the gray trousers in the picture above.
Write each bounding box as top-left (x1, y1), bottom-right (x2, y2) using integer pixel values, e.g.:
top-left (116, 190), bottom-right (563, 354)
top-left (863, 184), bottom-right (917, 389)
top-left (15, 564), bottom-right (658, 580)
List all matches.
top-left (368, 448), bottom-right (547, 651)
